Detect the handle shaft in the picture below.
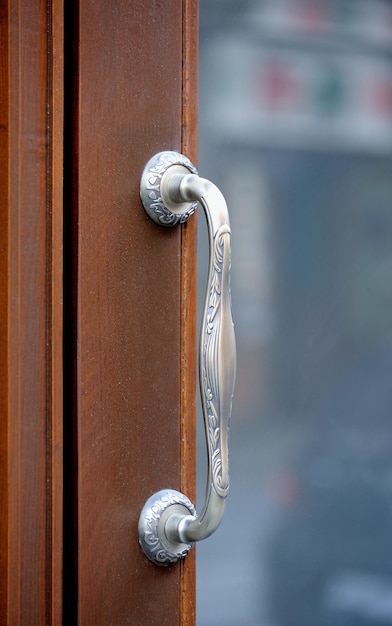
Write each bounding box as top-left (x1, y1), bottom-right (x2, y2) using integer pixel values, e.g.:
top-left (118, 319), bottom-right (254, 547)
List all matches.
top-left (166, 174), bottom-right (235, 543)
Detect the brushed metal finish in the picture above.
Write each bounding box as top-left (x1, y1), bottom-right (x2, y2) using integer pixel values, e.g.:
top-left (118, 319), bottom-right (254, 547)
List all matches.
top-left (138, 490), bottom-right (196, 566)
top-left (139, 151), bottom-right (198, 226)
top-left (139, 151), bottom-right (236, 564)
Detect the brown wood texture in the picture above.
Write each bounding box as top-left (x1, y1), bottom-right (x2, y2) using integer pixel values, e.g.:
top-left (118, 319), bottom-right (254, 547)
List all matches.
top-left (0, 1), bottom-right (63, 623)
top-left (68, 1), bottom-right (198, 623)
top-left (180, 1), bottom-right (199, 623)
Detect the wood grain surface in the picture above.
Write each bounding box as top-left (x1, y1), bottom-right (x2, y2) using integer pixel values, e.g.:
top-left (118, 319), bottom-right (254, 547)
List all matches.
top-left (66, 1), bottom-right (198, 623)
top-left (1, 1), bottom-right (197, 622)
top-left (0, 1), bottom-right (63, 622)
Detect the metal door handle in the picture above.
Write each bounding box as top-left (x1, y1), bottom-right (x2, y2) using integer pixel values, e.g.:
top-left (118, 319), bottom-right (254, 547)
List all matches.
top-left (138, 151), bottom-right (236, 566)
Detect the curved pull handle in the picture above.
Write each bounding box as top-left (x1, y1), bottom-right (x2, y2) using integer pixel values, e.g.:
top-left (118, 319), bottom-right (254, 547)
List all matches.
top-left (138, 151), bottom-right (236, 566)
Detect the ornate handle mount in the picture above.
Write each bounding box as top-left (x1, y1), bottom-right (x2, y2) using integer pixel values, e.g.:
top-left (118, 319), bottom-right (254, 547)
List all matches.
top-left (138, 151), bottom-right (236, 566)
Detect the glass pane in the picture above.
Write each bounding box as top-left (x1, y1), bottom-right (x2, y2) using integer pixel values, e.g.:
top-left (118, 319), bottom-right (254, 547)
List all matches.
top-left (197, 2), bottom-right (392, 625)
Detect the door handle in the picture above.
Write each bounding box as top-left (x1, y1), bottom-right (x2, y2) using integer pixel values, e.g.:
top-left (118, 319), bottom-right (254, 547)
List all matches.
top-left (138, 151), bottom-right (236, 565)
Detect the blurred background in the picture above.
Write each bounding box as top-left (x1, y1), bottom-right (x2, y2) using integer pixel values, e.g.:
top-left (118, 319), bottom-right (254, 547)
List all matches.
top-left (196, 1), bottom-right (392, 625)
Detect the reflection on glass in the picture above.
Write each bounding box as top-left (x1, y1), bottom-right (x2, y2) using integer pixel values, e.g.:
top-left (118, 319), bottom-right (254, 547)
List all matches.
top-left (197, 2), bottom-right (392, 625)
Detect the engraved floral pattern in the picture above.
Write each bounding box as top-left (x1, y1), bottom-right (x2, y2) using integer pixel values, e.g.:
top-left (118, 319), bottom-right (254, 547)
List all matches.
top-left (201, 224), bottom-right (235, 498)
top-left (141, 151), bottom-right (198, 226)
top-left (139, 490), bottom-right (195, 566)
top-left (138, 154), bottom-right (236, 560)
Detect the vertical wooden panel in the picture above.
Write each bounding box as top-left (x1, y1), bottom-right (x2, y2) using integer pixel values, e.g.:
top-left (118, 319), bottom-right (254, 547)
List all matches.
top-left (0, 1), bottom-right (197, 622)
top-left (0, 3), bottom-right (9, 619)
top-left (50, 2), bottom-right (64, 620)
top-left (180, 1), bottom-right (199, 623)
top-left (70, 1), bottom-right (197, 623)
top-left (0, 1), bottom-right (63, 623)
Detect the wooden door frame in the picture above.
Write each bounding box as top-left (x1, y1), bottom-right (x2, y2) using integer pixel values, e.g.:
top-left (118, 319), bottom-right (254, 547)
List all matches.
top-left (0, 1), bottom-right (63, 622)
top-left (1, 1), bottom-right (198, 623)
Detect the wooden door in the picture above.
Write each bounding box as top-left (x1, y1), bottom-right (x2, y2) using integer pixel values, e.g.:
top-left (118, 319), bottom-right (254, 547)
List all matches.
top-left (1, 1), bottom-right (198, 623)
